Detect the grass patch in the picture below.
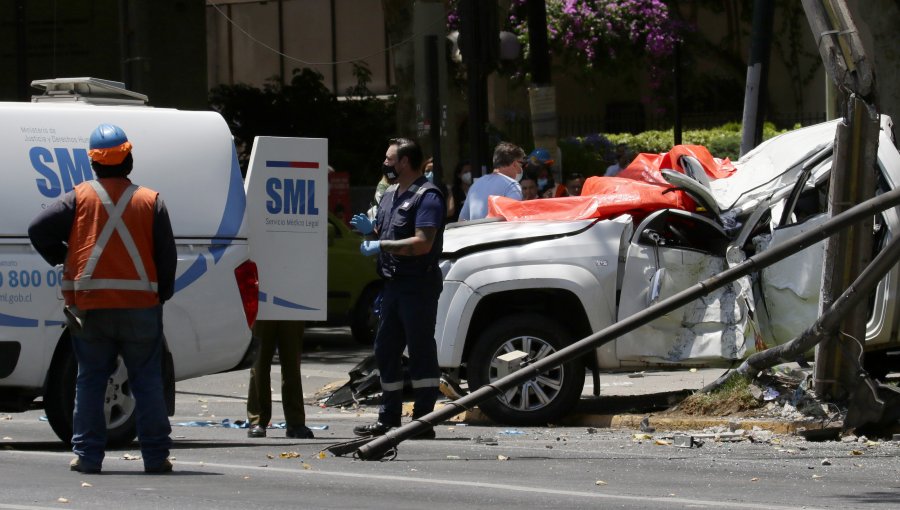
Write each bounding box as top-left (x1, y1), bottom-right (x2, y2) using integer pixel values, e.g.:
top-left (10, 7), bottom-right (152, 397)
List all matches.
top-left (675, 375), bottom-right (762, 416)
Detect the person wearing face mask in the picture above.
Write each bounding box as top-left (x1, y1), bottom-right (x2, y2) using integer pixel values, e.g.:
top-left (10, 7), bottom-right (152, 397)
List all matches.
top-left (457, 142), bottom-right (526, 221)
top-left (348, 137), bottom-right (445, 439)
top-left (448, 160), bottom-right (473, 222)
top-left (524, 148), bottom-right (556, 198)
top-left (423, 157), bottom-right (452, 224)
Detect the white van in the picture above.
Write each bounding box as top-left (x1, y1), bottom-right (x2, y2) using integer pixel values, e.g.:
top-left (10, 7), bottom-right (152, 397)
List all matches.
top-left (0, 78), bottom-right (260, 446)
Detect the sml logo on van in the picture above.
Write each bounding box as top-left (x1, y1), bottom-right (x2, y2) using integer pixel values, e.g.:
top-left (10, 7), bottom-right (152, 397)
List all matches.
top-left (31, 147), bottom-right (93, 198)
top-left (264, 160), bottom-right (320, 216)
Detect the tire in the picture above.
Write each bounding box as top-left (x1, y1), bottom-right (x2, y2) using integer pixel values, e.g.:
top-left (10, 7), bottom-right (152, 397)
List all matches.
top-left (350, 283), bottom-right (382, 345)
top-left (467, 313), bottom-right (584, 426)
top-left (44, 348), bottom-right (138, 448)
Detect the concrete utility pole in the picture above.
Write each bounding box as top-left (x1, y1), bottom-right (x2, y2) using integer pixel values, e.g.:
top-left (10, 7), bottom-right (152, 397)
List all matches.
top-left (739, 0), bottom-right (775, 156)
top-left (800, 0), bottom-right (877, 401)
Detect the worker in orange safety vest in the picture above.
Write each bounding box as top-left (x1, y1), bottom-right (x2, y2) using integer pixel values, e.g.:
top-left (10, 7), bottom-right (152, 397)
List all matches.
top-left (28, 123), bottom-right (177, 475)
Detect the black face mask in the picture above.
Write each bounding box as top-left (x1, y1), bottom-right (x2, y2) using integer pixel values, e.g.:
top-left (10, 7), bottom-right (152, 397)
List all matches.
top-left (382, 164), bottom-right (398, 180)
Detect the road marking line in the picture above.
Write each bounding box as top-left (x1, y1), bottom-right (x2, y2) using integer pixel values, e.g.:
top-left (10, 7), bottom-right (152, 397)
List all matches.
top-left (0, 451), bottom-right (822, 510)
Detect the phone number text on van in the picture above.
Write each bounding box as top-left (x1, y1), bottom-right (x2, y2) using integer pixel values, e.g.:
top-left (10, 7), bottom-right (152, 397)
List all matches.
top-left (0, 269), bottom-right (63, 289)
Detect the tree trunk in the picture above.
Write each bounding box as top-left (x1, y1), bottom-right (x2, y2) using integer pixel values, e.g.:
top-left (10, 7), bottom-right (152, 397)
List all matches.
top-left (382, 0), bottom-right (417, 136)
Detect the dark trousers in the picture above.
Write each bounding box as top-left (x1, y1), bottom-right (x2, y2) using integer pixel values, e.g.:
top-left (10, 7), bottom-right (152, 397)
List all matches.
top-left (374, 271), bottom-right (442, 426)
top-left (71, 306), bottom-right (171, 471)
top-left (247, 320), bottom-right (306, 428)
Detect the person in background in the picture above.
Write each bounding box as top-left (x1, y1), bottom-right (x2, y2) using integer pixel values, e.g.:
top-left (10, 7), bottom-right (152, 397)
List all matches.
top-left (246, 320), bottom-right (314, 439)
top-left (458, 142), bottom-right (526, 221)
top-left (424, 157), bottom-right (452, 224)
top-left (28, 124), bottom-right (176, 474)
top-left (367, 171), bottom-right (398, 220)
top-left (520, 176), bottom-right (540, 200)
top-left (348, 137), bottom-right (444, 439)
top-left (604, 143), bottom-right (631, 177)
top-left (448, 160), bottom-right (473, 222)
top-left (564, 172), bottom-right (585, 197)
top-left (524, 148), bottom-right (556, 198)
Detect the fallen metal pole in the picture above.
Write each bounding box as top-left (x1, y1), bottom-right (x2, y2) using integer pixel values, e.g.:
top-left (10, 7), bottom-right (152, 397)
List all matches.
top-left (357, 185), bottom-right (900, 460)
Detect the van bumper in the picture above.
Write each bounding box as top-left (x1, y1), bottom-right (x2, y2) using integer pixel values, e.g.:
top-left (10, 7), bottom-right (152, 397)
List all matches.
top-left (223, 335), bottom-right (260, 372)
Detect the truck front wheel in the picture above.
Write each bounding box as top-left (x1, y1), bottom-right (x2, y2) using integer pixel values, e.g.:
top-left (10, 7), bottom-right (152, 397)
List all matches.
top-left (467, 314), bottom-right (584, 425)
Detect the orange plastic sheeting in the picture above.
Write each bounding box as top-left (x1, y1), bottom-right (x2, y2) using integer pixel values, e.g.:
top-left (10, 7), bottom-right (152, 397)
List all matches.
top-left (487, 177), bottom-right (695, 221)
top-left (486, 144), bottom-right (733, 222)
top-left (618, 144), bottom-right (735, 182)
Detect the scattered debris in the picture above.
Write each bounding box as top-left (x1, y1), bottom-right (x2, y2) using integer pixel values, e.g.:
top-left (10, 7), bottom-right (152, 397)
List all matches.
top-left (595, 480), bottom-right (608, 486)
top-left (121, 453), bottom-right (141, 460)
top-left (302, 463), bottom-right (311, 470)
top-left (654, 439), bottom-right (671, 446)
top-left (639, 417), bottom-right (656, 433)
top-left (673, 435), bottom-right (701, 448)
top-left (627, 371), bottom-right (645, 378)
top-left (57, 497), bottom-right (70, 503)
top-left (279, 451), bottom-right (301, 459)
top-left (80, 482), bottom-right (92, 488)
top-left (821, 459), bottom-right (832, 466)
top-left (849, 450), bottom-right (864, 456)
top-left (750, 477), bottom-right (759, 482)
top-left (633, 433), bottom-right (653, 441)
top-left (497, 455), bottom-right (509, 461)
top-left (446, 455), bottom-right (460, 460)
top-left (498, 429), bottom-right (524, 435)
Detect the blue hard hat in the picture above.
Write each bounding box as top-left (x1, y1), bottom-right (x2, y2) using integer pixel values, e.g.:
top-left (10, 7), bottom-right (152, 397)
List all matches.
top-left (88, 124), bottom-right (132, 165)
top-left (89, 124), bottom-right (129, 150)
top-left (527, 148), bottom-right (554, 166)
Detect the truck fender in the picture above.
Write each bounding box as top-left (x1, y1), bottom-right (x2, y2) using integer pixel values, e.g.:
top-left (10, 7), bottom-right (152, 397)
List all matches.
top-left (436, 263), bottom-right (617, 368)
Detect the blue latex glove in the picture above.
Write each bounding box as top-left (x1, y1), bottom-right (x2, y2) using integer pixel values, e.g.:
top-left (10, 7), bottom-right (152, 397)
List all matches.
top-left (360, 240), bottom-right (381, 256)
top-left (350, 213), bottom-right (375, 235)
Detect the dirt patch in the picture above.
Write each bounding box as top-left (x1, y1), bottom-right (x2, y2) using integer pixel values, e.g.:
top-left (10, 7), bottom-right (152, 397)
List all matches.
top-left (668, 375), bottom-right (762, 417)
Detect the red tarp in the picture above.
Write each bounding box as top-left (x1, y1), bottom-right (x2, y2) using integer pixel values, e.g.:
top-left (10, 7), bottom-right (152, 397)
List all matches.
top-left (487, 145), bottom-right (735, 222)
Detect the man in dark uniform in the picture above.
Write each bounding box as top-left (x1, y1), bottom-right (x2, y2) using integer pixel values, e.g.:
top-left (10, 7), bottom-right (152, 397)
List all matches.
top-left (349, 137), bottom-right (444, 439)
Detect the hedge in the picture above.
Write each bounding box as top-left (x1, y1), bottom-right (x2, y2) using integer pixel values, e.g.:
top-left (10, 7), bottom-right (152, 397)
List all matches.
top-left (559, 122), bottom-right (789, 177)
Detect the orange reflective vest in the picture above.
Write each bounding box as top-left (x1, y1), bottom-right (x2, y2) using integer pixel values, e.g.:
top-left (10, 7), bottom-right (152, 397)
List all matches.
top-left (62, 178), bottom-right (161, 310)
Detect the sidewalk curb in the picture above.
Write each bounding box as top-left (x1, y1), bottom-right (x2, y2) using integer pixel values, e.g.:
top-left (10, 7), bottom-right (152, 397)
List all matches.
top-left (409, 402), bottom-right (825, 435)
top-left (561, 413), bottom-right (826, 435)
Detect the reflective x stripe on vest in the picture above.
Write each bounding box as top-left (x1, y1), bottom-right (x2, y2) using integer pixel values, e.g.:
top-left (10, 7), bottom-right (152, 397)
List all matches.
top-left (61, 181), bottom-right (158, 294)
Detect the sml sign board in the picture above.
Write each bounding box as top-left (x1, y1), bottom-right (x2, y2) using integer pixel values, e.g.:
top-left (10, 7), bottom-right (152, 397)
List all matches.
top-left (244, 137), bottom-right (327, 321)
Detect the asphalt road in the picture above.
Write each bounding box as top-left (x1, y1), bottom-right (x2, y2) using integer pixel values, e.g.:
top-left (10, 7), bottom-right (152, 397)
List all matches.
top-left (1, 327), bottom-right (898, 509)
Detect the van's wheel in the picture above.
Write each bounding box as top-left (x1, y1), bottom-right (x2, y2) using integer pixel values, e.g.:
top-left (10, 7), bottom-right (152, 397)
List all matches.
top-left (350, 283), bottom-right (382, 345)
top-left (44, 349), bottom-right (138, 448)
top-left (467, 314), bottom-right (584, 426)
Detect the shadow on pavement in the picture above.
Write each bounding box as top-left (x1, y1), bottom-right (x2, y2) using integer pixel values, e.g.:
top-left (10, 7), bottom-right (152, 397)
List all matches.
top-left (575, 390), bottom-right (693, 415)
top-left (0, 441), bottom-right (70, 451)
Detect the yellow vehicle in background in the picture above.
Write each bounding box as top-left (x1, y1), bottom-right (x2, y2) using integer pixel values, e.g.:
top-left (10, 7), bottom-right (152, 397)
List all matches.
top-left (325, 213), bottom-right (382, 344)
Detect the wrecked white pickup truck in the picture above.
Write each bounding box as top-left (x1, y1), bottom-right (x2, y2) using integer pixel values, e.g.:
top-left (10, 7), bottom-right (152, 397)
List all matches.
top-left (435, 116), bottom-right (900, 425)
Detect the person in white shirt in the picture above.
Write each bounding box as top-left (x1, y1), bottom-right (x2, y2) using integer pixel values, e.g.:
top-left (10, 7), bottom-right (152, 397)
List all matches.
top-left (458, 142), bottom-right (526, 221)
top-left (604, 143), bottom-right (631, 177)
